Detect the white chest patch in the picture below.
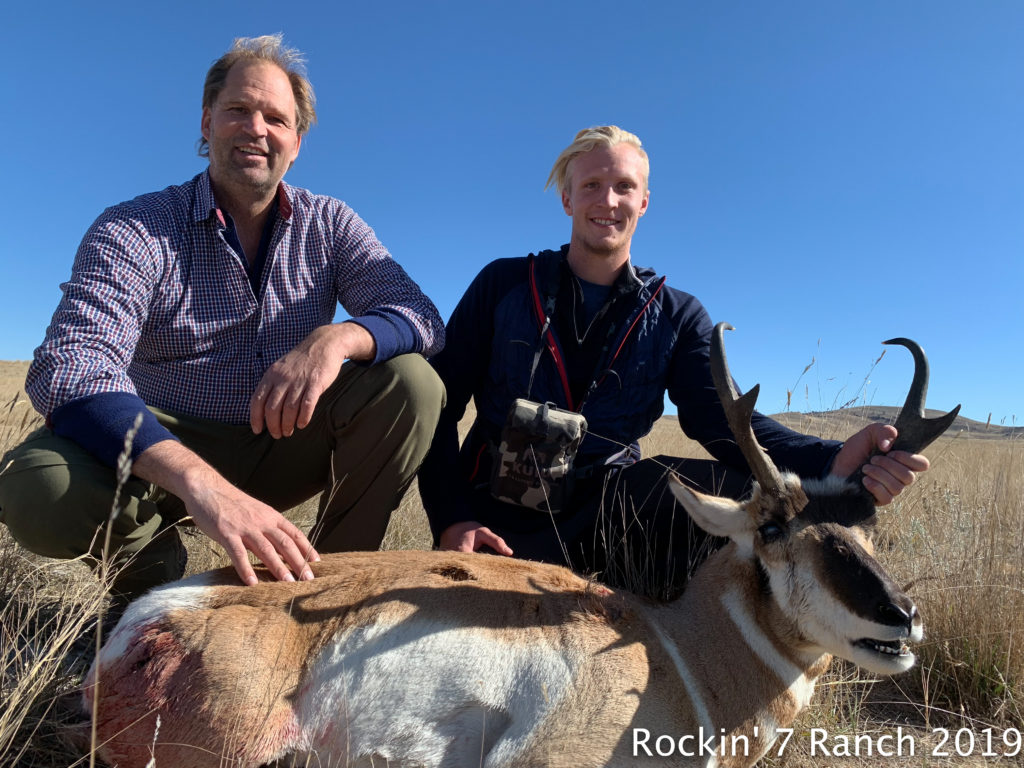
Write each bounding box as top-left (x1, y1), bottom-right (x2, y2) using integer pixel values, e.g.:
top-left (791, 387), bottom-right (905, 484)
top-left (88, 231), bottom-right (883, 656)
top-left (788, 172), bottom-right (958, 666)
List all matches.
top-left (292, 618), bottom-right (583, 768)
top-left (720, 588), bottom-right (815, 709)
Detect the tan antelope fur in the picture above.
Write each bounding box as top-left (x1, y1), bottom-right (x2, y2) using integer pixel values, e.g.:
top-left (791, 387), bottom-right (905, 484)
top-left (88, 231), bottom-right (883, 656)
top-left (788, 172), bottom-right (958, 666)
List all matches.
top-left (84, 326), bottom-right (959, 767)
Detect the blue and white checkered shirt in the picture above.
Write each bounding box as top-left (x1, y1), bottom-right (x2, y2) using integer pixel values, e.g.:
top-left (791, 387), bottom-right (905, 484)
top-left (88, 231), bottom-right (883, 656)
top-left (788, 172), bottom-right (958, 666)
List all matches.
top-left (27, 171), bottom-right (444, 464)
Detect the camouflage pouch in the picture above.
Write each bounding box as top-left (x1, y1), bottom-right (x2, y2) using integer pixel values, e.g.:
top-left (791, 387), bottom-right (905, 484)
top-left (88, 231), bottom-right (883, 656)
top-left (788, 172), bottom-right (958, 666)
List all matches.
top-left (489, 399), bottom-right (588, 513)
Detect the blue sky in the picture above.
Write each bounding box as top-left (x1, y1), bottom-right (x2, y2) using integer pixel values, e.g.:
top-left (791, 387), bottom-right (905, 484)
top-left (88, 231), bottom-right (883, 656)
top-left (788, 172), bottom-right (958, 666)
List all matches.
top-left (3, 1), bottom-right (1020, 425)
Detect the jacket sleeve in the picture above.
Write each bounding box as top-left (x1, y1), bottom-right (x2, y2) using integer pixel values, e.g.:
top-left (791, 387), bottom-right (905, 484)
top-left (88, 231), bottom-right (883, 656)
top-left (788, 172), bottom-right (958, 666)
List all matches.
top-left (418, 260), bottom-right (509, 541)
top-left (666, 296), bottom-right (841, 479)
top-left (26, 207), bottom-right (179, 465)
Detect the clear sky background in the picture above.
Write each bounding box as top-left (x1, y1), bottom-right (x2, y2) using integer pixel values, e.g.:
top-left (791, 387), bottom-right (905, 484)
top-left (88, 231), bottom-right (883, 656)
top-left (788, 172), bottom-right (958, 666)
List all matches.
top-left (2, 1), bottom-right (1020, 425)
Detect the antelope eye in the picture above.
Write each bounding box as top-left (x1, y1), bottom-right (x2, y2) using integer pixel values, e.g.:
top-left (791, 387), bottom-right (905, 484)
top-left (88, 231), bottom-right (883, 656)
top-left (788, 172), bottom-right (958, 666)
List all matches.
top-left (758, 522), bottom-right (785, 543)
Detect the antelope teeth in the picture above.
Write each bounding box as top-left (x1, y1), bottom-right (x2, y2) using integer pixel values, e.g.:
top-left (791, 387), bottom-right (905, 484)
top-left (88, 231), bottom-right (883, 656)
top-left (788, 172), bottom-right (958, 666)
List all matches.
top-left (856, 638), bottom-right (910, 656)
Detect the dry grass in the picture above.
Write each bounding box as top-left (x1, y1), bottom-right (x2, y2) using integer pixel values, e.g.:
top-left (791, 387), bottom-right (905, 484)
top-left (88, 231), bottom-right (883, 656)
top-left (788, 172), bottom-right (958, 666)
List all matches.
top-left (758, 433), bottom-right (1024, 768)
top-left (1, 360), bottom-right (1021, 767)
top-left (636, 411), bottom-right (1024, 766)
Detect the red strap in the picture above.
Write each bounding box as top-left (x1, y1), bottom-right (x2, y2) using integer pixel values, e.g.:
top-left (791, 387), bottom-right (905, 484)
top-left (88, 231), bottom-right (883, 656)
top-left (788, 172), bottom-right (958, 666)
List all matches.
top-left (467, 442), bottom-right (487, 483)
top-left (529, 257), bottom-right (575, 410)
top-left (595, 276), bottom-right (667, 390)
top-left (529, 258), bottom-right (666, 411)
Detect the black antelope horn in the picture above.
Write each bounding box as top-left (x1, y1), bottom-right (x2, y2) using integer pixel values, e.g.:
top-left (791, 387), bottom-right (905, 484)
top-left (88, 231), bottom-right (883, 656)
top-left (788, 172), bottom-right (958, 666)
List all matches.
top-left (710, 322), bottom-right (786, 498)
top-left (882, 338), bottom-right (961, 454)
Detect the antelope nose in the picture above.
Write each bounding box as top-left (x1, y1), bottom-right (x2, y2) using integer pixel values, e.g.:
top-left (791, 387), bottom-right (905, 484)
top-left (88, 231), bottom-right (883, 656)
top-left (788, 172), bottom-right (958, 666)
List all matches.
top-left (878, 601), bottom-right (917, 633)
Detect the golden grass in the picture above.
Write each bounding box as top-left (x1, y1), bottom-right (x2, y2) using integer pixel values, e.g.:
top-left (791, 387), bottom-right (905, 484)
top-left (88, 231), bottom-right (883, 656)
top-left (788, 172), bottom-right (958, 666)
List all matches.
top-left (639, 411), bottom-right (1024, 766)
top-left (0, 543), bottom-right (105, 767)
top-left (1, 363), bottom-right (1021, 767)
top-left (756, 432), bottom-right (1024, 768)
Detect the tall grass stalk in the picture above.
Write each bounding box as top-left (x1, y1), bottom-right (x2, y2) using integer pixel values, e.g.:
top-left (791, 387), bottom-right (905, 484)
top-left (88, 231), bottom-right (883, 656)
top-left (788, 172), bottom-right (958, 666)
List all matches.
top-left (88, 411), bottom-right (143, 768)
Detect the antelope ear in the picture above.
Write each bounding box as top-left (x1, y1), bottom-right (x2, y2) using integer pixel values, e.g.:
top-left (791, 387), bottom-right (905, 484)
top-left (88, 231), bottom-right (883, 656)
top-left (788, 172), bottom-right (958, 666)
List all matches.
top-left (669, 476), bottom-right (753, 538)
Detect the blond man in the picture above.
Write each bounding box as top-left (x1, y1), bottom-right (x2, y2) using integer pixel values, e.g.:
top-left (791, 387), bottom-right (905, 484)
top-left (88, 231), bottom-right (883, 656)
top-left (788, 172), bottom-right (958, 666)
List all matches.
top-left (419, 126), bottom-right (926, 597)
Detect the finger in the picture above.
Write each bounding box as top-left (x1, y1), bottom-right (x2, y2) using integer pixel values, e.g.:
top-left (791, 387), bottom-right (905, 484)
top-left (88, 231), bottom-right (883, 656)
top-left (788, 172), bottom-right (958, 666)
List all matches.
top-left (869, 454), bottom-right (918, 488)
top-left (478, 529), bottom-right (513, 556)
top-left (872, 423), bottom-right (897, 452)
top-left (249, 384), bottom-right (269, 434)
top-left (862, 475), bottom-right (896, 506)
top-left (862, 461), bottom-right (908, 500)
top-left (295, 380), bottom-right (325, 431)
top-left (263, 385), bottom-right (287, 439)
top-left (246, 535), bottom-right (296, 583)
top-left (286, 525), bottom-right (321, 564)
top-left (226, 542), bottom-right (259, 587)
top-left (279, 387), bottom-right (303, 438)
top-left (273, 524), bottom-right (317, 581)
top-left (887, 450), bottom-right (930, 472)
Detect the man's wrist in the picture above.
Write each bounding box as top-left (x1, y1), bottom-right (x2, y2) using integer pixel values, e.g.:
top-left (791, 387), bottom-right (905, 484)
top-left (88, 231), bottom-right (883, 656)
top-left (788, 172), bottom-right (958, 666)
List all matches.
top-left (337, 320), bottom-right (377, 361)
top-left (134, 440), bottom-right (219, 504)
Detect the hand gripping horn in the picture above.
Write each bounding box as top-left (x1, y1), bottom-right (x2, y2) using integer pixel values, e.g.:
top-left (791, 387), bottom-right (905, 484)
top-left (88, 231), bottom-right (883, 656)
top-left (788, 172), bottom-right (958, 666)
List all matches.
top-left (881, 337), bottom-right (961, 455)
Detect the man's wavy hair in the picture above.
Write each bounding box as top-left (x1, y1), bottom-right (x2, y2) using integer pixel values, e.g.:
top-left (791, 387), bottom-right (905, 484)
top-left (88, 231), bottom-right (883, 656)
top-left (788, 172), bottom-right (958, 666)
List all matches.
top-left (198, 34), bottom-right (317, 157)
top-left (545, 125), bottom-right (649, 196)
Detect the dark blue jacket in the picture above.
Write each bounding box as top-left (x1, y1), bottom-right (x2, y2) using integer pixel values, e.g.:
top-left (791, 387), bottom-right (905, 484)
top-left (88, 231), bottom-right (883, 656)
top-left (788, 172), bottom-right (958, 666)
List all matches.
top-left (419, 247), bottom-right (841, 537)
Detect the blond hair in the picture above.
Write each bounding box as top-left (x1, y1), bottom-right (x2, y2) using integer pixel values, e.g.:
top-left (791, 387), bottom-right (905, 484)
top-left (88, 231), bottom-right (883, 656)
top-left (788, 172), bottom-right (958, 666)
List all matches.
top-left (545, 125), bottom-right (649, 195)
top-left (198, 34), bottom-right (317, 157)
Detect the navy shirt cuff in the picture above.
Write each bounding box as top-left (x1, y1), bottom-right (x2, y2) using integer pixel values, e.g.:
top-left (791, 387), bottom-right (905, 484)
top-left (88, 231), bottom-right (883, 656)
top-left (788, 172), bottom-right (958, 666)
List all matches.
top-left (350, 310), bottom-right (422, 364)
top-left (51, 393), bottom-right (179, 468)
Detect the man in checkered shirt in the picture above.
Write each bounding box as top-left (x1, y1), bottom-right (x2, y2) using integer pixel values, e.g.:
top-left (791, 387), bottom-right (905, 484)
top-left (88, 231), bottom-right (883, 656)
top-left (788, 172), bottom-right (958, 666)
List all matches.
top-left (0, 35), bottom-right (445, 598)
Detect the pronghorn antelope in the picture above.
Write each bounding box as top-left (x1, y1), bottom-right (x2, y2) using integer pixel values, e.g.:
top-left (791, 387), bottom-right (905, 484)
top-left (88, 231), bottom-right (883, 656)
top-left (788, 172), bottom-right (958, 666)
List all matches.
top-left (84, 325), bottom-right (959, 768)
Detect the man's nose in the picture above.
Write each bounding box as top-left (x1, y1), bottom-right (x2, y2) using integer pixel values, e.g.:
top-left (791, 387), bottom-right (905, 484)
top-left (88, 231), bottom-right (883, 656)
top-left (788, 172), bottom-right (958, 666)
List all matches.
top-left (242, 111), bottom-right (267, 137)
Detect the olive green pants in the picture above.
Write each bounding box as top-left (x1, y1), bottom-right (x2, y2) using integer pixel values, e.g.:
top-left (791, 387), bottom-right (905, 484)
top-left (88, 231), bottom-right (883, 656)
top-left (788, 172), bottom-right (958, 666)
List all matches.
top-left (0, 354), bottom-right (444, 597)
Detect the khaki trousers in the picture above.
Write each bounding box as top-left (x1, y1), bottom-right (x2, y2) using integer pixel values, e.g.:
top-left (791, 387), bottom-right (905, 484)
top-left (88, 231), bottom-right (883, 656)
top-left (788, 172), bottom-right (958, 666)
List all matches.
top-left (0, 354), bottom-right (444, 596)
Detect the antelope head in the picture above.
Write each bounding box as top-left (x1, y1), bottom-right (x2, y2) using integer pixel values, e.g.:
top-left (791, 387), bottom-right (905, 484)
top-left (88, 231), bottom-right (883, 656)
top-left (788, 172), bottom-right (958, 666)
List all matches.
top-left (671, 323), bottom-right (960, 675)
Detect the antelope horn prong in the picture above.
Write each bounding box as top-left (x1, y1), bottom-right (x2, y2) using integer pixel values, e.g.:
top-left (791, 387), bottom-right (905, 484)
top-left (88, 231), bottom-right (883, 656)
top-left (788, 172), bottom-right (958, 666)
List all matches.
top-left (711, 322), bottom-right (786, 497)
top-left (882, 338), bottom-right (961, 454)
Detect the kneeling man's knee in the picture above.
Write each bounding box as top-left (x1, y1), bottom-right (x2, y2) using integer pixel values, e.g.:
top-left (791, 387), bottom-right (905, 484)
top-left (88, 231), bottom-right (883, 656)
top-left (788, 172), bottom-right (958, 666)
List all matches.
top-left (379, 353), bottom-right (446, 415)
top-left (0, 432), bottom-right (158, 561)
top-left (325, 354), bottom-right (445, 455)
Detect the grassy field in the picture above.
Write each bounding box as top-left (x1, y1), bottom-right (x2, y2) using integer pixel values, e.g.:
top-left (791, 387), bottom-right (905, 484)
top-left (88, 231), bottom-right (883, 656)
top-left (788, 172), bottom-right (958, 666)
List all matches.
top-left (1, 360), bottom-right (1021, 767)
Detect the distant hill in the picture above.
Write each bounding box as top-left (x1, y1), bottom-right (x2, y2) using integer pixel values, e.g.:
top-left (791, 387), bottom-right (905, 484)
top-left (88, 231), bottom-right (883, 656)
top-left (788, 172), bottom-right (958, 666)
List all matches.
top-left (653, 403), bottom-right (1018, 446)
top-left (770, 405), bottom-right (1022, 441)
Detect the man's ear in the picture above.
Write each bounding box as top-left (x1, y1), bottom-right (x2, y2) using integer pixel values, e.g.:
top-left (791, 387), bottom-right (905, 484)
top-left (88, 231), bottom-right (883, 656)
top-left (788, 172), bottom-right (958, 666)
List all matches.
top-left (201, 108), bottom-right (211, 142)
top-left (561, 189), bottom-right (572, 216)
top-left (288, 133), bottom-right (302, 170)
top-left (639, 188), bottom-right (650, 216)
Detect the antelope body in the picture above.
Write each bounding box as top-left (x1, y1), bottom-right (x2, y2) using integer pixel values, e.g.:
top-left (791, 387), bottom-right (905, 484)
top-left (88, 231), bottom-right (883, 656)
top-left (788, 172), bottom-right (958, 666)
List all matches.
top-left (85, 328), bottom-right (958, 768)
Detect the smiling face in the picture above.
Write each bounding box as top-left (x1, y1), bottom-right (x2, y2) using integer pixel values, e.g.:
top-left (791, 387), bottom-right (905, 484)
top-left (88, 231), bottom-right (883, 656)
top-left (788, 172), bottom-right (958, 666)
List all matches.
top-left (561, 143), bottom-right (649, 277)
top-left (200, 60), bottom-right (302, 208)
